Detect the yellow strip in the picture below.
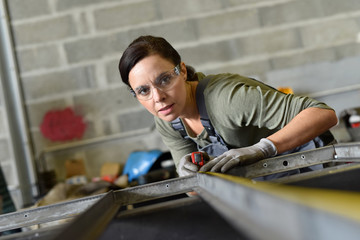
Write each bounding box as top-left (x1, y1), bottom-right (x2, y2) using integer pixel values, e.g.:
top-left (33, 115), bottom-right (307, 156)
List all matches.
top-left (208, 172), bottom-right (360, 222)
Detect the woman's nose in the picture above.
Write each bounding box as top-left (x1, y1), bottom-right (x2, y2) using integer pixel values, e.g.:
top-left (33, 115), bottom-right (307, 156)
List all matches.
top-left (152, 87), bottom-right (165, 102)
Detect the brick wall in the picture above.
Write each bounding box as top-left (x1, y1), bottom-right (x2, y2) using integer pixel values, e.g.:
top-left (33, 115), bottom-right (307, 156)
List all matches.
top-left (2, 0), bottom-right (360, 191)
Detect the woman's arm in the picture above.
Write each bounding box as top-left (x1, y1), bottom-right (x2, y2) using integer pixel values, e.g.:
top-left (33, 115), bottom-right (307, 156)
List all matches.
top-left (267, 107), bottom-right (338, 154)
top-left (200, 107), bottom-right (338, 173)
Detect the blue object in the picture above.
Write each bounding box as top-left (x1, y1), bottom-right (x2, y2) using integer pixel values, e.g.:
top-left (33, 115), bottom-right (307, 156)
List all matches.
top-left (123, 150), bottom-right (163, 182)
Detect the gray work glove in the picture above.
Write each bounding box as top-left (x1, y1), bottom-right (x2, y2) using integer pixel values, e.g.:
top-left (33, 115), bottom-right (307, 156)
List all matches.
top-left (177, 153), bottom-right (199, 177)
top-left (199, 138), bottom-right (277, 173)
top-left (177, 152), bottom-right (210, 177)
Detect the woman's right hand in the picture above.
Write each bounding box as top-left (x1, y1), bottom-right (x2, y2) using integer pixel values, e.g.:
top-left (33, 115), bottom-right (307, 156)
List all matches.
top-left (177, 153), bottom-right (199, 177)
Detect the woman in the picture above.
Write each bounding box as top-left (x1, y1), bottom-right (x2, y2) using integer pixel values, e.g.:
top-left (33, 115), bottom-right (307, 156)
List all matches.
top-left (119, 35), bottom-right (338, 178)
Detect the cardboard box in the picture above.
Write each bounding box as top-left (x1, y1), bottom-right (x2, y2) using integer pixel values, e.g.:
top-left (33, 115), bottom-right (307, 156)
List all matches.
top-left (100, 162), bottom-right (122, 178)
top-left (65, 159), bottom-right (86, 179)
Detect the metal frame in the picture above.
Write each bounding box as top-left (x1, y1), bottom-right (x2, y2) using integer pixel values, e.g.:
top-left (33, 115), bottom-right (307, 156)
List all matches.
top-left (232, 142), bottom-right (360, 178)
top-left (0, 0), bottom-right (37, 206)
top-left (1, 143), bottom-right (360, 239)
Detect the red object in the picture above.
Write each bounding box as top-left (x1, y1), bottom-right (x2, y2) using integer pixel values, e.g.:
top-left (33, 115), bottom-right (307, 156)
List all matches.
top-left (349, 115), bottom-right (360, 128)
top-left (40, 107), bottom-right (86, 142)
top-left (101, 175), bottom-right (118, 183)
top-left (191, 152), bottom-right (205, 167)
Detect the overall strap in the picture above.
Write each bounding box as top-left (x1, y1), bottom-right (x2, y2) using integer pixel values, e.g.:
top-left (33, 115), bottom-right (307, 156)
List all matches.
top-left (170, 79), bottom-right (211, 138)
top-left (195, 78), bottom-right (229, 148)
top-left (171, 78), bottom-right (229, 149)
top-left (170, 118), bottom-right (188, 139)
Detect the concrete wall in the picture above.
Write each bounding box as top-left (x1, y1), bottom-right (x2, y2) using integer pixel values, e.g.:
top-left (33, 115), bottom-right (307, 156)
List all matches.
top-left (2, 0), bottom-right (360, 203)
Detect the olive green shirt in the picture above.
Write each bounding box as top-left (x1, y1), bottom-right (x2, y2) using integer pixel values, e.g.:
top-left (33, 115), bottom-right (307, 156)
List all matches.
top-left (155, 73), bottom-right (334, 168)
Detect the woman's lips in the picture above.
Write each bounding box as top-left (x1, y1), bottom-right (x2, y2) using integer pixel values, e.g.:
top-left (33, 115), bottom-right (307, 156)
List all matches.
top-left (158, 104), bottom-right (174, 115)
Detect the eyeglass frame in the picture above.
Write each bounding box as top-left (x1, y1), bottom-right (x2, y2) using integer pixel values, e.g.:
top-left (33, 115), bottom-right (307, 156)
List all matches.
top-left (128, 64), bottom-right (181, 100)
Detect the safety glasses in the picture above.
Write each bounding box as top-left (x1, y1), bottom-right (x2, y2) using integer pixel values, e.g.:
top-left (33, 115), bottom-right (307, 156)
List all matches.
top-left (129, 64), bottom-right (180, 101)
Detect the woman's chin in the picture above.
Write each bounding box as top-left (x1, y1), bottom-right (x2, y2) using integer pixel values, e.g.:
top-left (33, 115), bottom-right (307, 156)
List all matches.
top-left (158, 114), bottom-right (178, 122)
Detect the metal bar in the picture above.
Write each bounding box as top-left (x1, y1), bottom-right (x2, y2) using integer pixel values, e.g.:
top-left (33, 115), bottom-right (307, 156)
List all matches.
top-left (334, 142), bottom-right (360, 159)
top-left (195, 174), bottom-right (279, 240)
top-left (231, 143), bottom-right (360, 179)
top-left (0, 0), bottom-right (37, 207)
top-left (0, 175), bottom-right (197, 234)
top-left (273, 162), bottom-right (360, 185)
top-left (52, 191), bottom-right (120, 240)
top-left (49, 176), bottom-right (197, 240)
top-left (115, 196), bottom-right (201, 219)
top-left (0, 224), bottom-right (64, 240)
top-left (0, 194), bottom-right (104, 232)
top-left (230, 144), bottom-right (337, 178)
top-left (196, 173), bottom-right (360, 240)
top-left (113, 175), bottom-right (197, 206)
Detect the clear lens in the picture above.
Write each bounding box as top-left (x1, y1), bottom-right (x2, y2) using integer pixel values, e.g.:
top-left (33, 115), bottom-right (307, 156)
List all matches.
top-left (134, 64), bottom-right (180, 101)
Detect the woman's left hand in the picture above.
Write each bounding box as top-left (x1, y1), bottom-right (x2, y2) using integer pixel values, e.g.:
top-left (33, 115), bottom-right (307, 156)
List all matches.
top-left (200, 138), bottom-right (277, 173)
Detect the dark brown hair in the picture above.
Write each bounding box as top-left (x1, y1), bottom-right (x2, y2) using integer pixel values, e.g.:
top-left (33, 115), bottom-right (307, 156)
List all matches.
top-left (119, 35), bottom-right (196, 87)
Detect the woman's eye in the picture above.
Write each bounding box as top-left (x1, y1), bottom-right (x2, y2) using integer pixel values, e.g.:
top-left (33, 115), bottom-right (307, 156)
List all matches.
top-left (158, 75), bottom-right (172, 86)
top-left (137, 86), bottom-right (150, 96)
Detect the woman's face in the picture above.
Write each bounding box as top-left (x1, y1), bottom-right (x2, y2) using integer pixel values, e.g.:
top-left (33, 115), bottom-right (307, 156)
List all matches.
top-left (128, 54), bottom-right (187, 122)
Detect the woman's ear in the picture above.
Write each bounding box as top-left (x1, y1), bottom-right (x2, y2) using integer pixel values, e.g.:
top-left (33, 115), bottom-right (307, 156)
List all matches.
top-left (180, 62), bottom-right (187, 79)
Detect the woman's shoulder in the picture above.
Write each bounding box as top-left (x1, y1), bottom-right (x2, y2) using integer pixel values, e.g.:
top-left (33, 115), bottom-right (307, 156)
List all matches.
top-left (198, 72), bottom-right (279, 96)
top-left (197, 72), bottom-right (250, 97)
top-left (197, 72), bottom-right (246, 82)
top-left (196, 73), bottom-right (250, 118)
top-left (197, 72), bottom-right (256, 88)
